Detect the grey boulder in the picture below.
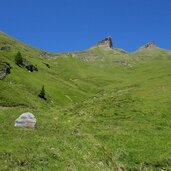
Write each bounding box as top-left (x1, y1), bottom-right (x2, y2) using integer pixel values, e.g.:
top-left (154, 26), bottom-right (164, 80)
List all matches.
top-left (15, 112), bottom-right (36, 128)
top-left (0, 62), bottom-right (11, 80)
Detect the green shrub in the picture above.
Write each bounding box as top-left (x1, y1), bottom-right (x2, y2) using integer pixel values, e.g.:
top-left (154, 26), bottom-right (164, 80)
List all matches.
top-left (15, 51), bottom-right (23, 66)
top-left (38, 85), bottom-right (46, 100)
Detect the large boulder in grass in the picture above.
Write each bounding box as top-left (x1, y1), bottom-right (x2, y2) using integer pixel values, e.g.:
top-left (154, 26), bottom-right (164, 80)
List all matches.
top-left (15, 112), bottom-right (36, 128)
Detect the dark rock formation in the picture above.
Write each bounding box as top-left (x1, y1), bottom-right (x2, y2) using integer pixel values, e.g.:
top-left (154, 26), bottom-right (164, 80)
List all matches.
top-left (18, 59), bottom-right (38, 72)
top-left (140, 42), bottom-right (157, 50)
top-left (0, 46), bottom-right (11, 51)
top-left (25, 64), bottom-right (38, 72)
top-left (96, 36), bottom-right (113, 49)
top-left (0, 62), bottom-right (11, 80)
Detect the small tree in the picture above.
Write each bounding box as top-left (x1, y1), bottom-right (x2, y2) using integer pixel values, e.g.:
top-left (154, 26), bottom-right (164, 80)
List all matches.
top-left (38, 85), bottom-right (46, 100)
top-left (15, 51), bottom-right (23, 66)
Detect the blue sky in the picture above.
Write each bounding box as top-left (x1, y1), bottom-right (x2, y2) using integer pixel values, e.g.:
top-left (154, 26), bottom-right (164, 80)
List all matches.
top-left (0, 0), bottom-right (171, 52)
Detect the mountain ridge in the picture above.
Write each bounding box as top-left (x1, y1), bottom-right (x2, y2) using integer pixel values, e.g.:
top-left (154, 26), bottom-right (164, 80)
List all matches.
top-left (1, 31), bottom-right (171, 53)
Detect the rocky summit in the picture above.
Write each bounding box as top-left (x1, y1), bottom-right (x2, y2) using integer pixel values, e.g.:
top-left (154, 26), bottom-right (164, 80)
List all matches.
top-left (96, 36), bottom-right (113, 49)
top-left (139, 41), bottom-right (157, 50)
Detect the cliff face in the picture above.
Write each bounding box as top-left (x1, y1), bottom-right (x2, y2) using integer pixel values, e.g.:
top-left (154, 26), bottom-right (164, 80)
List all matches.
top-left (96, 36), bottom-right (113, 49)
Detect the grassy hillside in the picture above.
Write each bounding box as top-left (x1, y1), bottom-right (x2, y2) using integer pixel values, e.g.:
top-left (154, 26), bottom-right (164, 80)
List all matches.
top-left (0, 32), bottom-right (171, 170)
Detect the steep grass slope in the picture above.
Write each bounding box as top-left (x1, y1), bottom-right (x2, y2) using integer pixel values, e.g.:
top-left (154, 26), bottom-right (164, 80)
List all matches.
top-left (0, 32), bottom-right (171, 170)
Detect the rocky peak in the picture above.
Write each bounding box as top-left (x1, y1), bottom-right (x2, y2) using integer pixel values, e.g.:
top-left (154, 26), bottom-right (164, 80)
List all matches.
top-left (96, 36), bottom-right (113, 49)
top-left (140, 42), bottom-right (157, 50)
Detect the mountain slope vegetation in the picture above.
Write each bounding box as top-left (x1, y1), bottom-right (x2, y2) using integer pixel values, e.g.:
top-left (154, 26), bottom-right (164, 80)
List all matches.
top-left (0, 32), bottom-right (171, 170)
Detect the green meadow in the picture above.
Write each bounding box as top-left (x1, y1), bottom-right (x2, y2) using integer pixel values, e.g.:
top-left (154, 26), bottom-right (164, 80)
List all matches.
top-left (0, 32), bottom-right (171, 170)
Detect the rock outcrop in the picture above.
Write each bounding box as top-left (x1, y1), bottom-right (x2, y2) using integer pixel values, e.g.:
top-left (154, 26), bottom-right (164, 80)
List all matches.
top-left (139, 42), bottom-right (157, 50)
top-left (18, 59), bottom-right (38, 72)
top-left (39, 52), bottom-right (51, 58)
top-left (15, 112), bottom-right (36, 128)
top-left (0, 46), bottom-right (11, 51)
top-left (24, 62), bottom-right (38, 72)
top-left (96, 36), bottom-right (113, 49)
top-left (0, 62), bottom-right (11, 80)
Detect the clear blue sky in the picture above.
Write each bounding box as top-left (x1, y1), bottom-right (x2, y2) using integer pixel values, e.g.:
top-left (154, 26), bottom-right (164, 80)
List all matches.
top-left (0, 0), bottom-right (171, 52)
